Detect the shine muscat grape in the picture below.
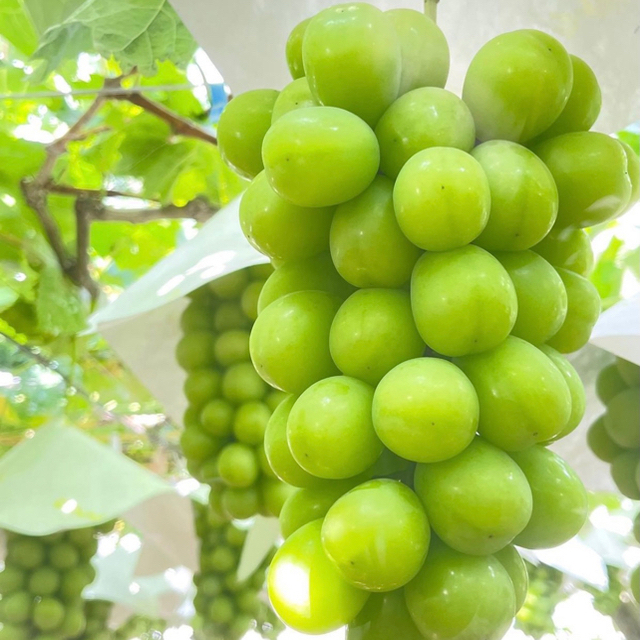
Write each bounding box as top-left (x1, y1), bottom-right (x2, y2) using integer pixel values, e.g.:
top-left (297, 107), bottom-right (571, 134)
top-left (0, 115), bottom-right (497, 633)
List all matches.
top-left (216, 3), bottom-right (639, 638)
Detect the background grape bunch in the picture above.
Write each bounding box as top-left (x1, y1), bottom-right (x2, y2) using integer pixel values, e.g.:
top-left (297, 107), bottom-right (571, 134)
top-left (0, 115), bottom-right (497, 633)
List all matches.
top-left (213, 2), bottom-right (639, 638)
top-left (177, 267), bottom-right (292, 521)
top-left (0, 526), bottom-right (107, 640)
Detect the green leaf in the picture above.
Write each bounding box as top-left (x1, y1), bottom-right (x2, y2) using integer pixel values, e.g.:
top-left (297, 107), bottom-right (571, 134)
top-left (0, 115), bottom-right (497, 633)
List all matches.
top-left (0, 132), bottom-right (46, 185)
top-left (23, 0), bottom-right (85, 36)
top-left (590, 236), bottom-right (624, 310)
top-left (35, 266), bottom-right (86, 336)
top-left (0, 0), bottom-right (38, 56)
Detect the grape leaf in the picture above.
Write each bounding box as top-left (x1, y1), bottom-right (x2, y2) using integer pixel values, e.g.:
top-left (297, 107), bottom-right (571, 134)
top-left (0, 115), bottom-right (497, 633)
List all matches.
top-left (35, 266), bottom-right (86, 336)
top-left (0, 0), bottom-right (38, 56)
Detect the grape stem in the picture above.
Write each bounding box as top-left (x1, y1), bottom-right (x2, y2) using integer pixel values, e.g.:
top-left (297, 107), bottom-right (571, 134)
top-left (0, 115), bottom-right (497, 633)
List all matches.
top-left (424, 0), bottom-right (439, 22)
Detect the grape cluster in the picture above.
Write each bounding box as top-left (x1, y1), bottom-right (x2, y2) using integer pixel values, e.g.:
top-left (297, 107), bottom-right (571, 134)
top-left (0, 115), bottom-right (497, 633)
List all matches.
top-left (216, 3), bottom-right (639, 638)
top-left (177, 269), bottom-right (292, 521)
top-left (588, 357), bottom-right (640, 500)
top-left (0, 527), bottom-right (102, 640)
top-left (192, 504), bottom-right (282, 640)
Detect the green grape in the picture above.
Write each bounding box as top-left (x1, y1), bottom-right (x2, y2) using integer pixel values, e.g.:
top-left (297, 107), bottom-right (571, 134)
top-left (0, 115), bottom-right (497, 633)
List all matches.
top-left (237, 588), bottom-right (260, 615)
top-left (533, 132), bottom-right (631, 227)
top-left (66, 527), bottom-right (96, 547)
top-left (210, 270), bottom-right (249, 299)
top-left (375, 87), bottom-right (475, 179)
top-left (372, 358), bottom-right (478, 463)
top-left (61, 565), bottom-right (94, 599)
top-left (249, 263), bottom-right (274, 280)
top-left (405, 540), bottom-right (516, 640)
top-left (302, 4), bottom-right (400, 127)
top-left (415, 438), bottom-right (532, 555)
top-left (279, 481), bottom-right (358, 538)
top-left (241, 280), bottom-right (265, 321)
top-left (630, 565), bottom-right (640, 604)
top-left (532, 54), bottom-right (601, 142)
top-left (180, 427), bottom-right (221, 463)
top-left (494, 251), bottom-right (567, 345)
top-left (208, 596), bottom-right (235, 624)
top-left (59, 606), bottom-right (86, 637)
top-left (330, 289), bottom-right (425, 386)
top-left (217, 443), bottom-right (259, 488)
top-left (0, 565), bottom-right (25, 593)
top-left (175, 331), bottom-right (216, 370)
top-left (33, 597), bottom-right (65, 632)
top-left (28, 566), bottom-right (60, 596)
top-left (385, 8), bottom-right (449, 94)
top-left (180, 300), bottom-right (213, 332)
top-left (619, 140), bottom-right (640, 212)
top-left (258, 252), bottom-right (354, 312)
top-left (214, 330), bottom-right (250, 367)
top-left (347, 589), bottom-right (423, 640)
top-left (285, 17), bottom-right (310, 79)
top-left (183, 369), bottom-right (221, 408)
top-left (261, 477), bottom-right (295, 517)
top-left (233, 401), bottom-right (270, 445)
top-left (208, 546), bottom-right (238, 573)
top-left (330, 175), bottom-right (421, 288)
top-left (288, 376), bottom-right (382, 479)
top-left (472, 141), bottom-right (559, 251)
top-left (218, 89), bottom-right (279, 179)
top-left (214, 301), bottom-right (250, 331)
top-left (394, 147), bottom-right (490, 251)
top-left (264, 395), bottom-right (322, 488)
top-left (258, 446), bottom-right (277, 479)
top-left (200, 398), bottom-right (234, 438)
top-left (1, 591), bottom-right (31, 623)
top-left (546, 268), bottom-right (600, 354)
top-left (540, 345), bottom-right (586, 440)
top-left (263, 106), bottom-right (380, 207)
top-left (587, 415), bottom-right (624, 462)
top-left (183, 404), bottom-right (200, 429)
top-left (239, 171), bottom-right (334, 263)
top-left (49, 542), bottom-right (79, 570)
top-left (411, 246), bottom-right (517, 356)
top-left (271, 78), bottom-right (318, 122)
top-left (0, 624), bottom-right (29, 640)
top-left (611, 451), bottom-right (640, 500)
top-left (222, 486), bottom-right (261, 520)
top-left (462, 29), bottom-right (573, 143)
top-left (225, 525), bottom-right (247, 548)
top-left (200, 575), bottom-right (223, 597)
top-left (250, 290), bottom-right (341, 394)
top-left (596, 363), bottom-right (629, 404)
top-left (456, 336), bottom-right (572, 450)
top-left (267, 520), bottom-right (370, 634)
top-left (265, 389), bottom-right (288, 412)
top-left (532, 227), bottom-right (594, 277)
top-left (221, 361), bottom-right (267, 403)
top-left (8, 538), bottom-right (45, 569)
top-left (321, 479), bottom-right (430, 591)
top-left (494, 545), bottom-right (529, 613)
top-left (511, 446), bottom-right (588, 549)
top-left (616, 356), bottom-right (640, 386)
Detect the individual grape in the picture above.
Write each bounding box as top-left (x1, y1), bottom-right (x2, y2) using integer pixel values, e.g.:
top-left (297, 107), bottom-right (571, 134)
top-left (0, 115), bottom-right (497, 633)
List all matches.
top-left (221, 361), bottom-right (267, 403)
top-left (394, 147), bottom-right (490, 251)
top-left (532, 227), bottom-right (594, 277)
top-left (218, 89), bottom-right (279, 179)
top-left (200, 398), bottom-right (234, 437)
top-left (261, 477), bottom-right (295, 517)
top-left (330, 289), bottom-right (425, 386)
top-left (302, 3), bottom-right (401, 127)
top-left (265, 389), bottom-right (288, 413)
top-left (180, 300), bottom-right (213, 332)
top-left (456, 336), bottom-right (572, 450)
top-left (321, 479), bottom-right (430, 591)
top-left (32, 597), bottom-right (65, 631)
top-left (233, 401), bottom-right (270, 445)
top-left (531, 54), bottom-right (601, 142)
top-left (214, 301), bottom-right (250, 331)
top-left (184, 369), bottom-right (221, 407)
top-left (347, 589), bottom-right (423, 640)
top-left (209, 596), bottom-right (235, 624)
top-left (262, 106), bottom-right (380, 207)
top-left (546, 268), bottom-right (600, 354)
top-left (267, 520), bottom-right (370, 634)
top-left (411, 246), bottom-right (517, 356)
top-left (462, 29), bottom-right (573, 143)
top-left (0, 623), bottom-right (29, 640)
top-left (285, 17), bottom-right (310, 79)
top-left (540, 345), bottom-right (586, 440)
top-left (372, 358), bottom-right (478, 463)
top-left (405, 540), bottom-right (516, 640)
top-left (287, 376), bottom-right (382, 479)
top-left (472, 141), bottom-right (558, 251)
top-left (605, 387), bottom-right (640, 448)
top-left (415, 438), bottom-right (532, 555)
top-left (619, 140), bottom-right (640, 212)
top-left (385, 8), bottom-right (449, 94)
top-left (28, 567), bottom-right (60, 596)
top-left (58, 606), bottom-right (86, 637)
top-left (494, 251), bottom-right (567, 345)
top-left (330, 176), bottom-right (421, 288)
top-left (180, 427), bottom-right (221, 463)
top-left (1, 591), bottom-right (32, 623)
top-left (249, 263), bottom-right (274, 281)
top-left (264, 395), bottom-right (321, 488)
top-left (510, 446), bottom-right (588, 549)
top-left (7, 538), bottom-right (45, 569)
top-left (258, 252), bottom-right (354, 312)
top-left (375, 87), bottom-right (475, 179)
top-left (271, 78), bottom-right (318, 122)
top-left (239, 171), bottom-right (334, 263)
top-left (533, 132), bottom-right (632, 228)
top-left (213, 330), bottom-right (249, 367)
top-left (222, 487), bottom-right (261, 520)
top-left (0, 565), bottom-right (25, 593)
top-left (610, 451), bottom-right (640, 499)
top-left (240, 280), bottom-right (264, 321)
top-left (175, 331), bottom-right (216, 370)
top-left (250, 290), bottom-right (341, 394)
top-left (49, 542), bottom-right (79, 570)
top-left (616, 356), bottom-right (640, 387)
top-left (60, 565), bottom-right (94, 599)
top-left (494, 545), bottom-right (529, 613)
top-left (217, 443), bottom-right (259, 488)
top-left (209, 270), bottom-right (250, 300)
top-left (587, 415), bottom-right (624, 462)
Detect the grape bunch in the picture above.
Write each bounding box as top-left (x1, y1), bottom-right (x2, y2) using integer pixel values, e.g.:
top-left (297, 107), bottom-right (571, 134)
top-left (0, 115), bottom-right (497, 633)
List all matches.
top-left (215, 2), bottom-right (639, 638)
top-left (588, 357), bottom-right (640, 500)
top-left (177, 268), bottom-right (292, 521)
top-left (192, 504), bottom-right (282, 640)
top-left (0, 527), bottom-right (103, 640)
